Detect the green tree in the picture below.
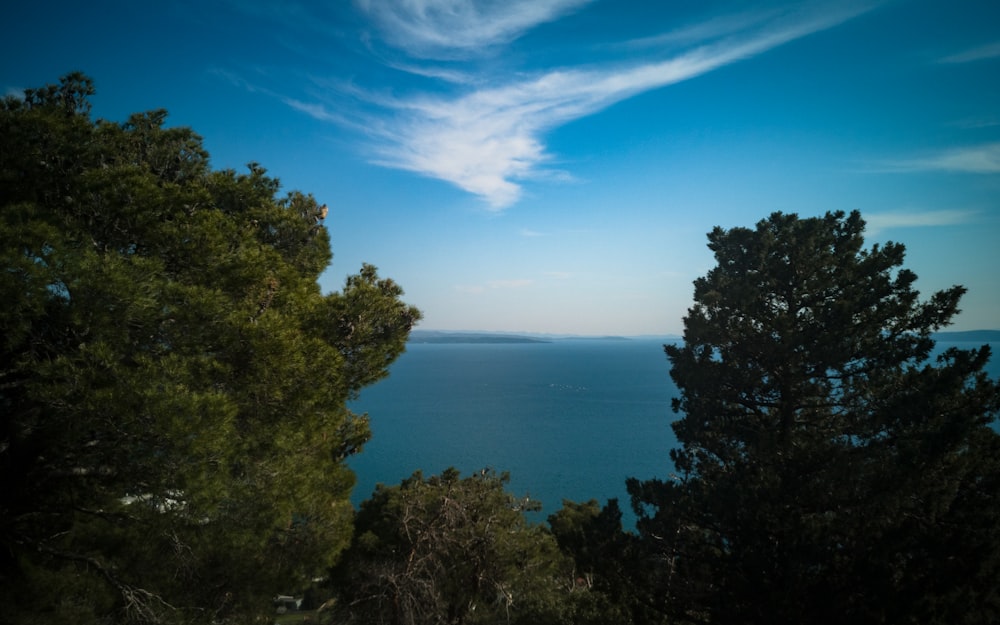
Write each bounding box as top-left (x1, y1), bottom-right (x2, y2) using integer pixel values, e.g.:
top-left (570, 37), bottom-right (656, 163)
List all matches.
top-left (548, 499), bottom-right (649, 625)
top-left (628, 211), bottom-right (1000, 625)
top-left (0, 73), bottom-right (420, 624)
top-left (327, 468), bottom-right (582, 625)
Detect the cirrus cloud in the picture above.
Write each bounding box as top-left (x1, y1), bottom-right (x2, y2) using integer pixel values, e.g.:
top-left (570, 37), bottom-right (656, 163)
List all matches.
top-left (877, 143), bottom-right (1000, 175)
top-left (346, 1), bottom-right (879, 209)
top-left (271, 1), bottom-right (880, 209)
top-left (356, 0), bottom-right (595, 58)
top-left (938, 41), bottom-right (1000, 64)
top-left (864, 209), bottom-right (979, 236)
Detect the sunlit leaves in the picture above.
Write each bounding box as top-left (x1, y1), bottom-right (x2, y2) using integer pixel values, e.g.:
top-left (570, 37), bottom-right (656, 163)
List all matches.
top-left (1, 73), bottom-right (419, 624)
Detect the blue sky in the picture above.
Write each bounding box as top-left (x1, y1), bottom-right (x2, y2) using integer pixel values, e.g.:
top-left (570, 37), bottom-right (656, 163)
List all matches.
top-left (4, 0), bottom-right (999, 335)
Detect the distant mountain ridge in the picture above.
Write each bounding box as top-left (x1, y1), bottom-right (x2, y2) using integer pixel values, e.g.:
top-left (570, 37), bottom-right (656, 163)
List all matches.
top-left (408, 330), bottom-right (635, 344)
top-left (408, 329), bottom-right (998, 344)
top-left (408, 331), bottom-right (550, 344)
top-left (933, 330), bottom-right (1000, 342)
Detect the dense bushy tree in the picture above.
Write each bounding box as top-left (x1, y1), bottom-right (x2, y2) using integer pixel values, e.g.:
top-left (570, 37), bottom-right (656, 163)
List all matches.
top-left (0, 73), bottom-right (420, 623)
top-left (628, 210), bottom-right (1000, 625)
top-left (328, 469), bottom-right (589, 625)
top-left (548, 499), bottom-right (653, 625)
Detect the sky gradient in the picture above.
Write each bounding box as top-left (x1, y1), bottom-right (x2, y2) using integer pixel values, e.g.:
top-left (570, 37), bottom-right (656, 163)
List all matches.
top-left (4, 0), bottom-right (999, 335)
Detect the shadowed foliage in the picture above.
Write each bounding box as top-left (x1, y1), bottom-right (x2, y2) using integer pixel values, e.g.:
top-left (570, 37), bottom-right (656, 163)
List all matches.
top-left (628, 210), bottom-right (1000, 625)
top-left (327, 468), bottom-right (611, 625)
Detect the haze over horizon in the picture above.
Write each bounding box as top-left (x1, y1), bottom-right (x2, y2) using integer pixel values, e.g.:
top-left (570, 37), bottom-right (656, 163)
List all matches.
top-left (4, 1), bottom-right (998, 335)
top-left (407, 328), bottom-right (1000, 339)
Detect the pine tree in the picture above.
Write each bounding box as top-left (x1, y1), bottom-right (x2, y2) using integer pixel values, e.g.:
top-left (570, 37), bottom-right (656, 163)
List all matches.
top-left (628, 211), bottom-right (1000, 625)
top-left (0, 73), bottom-right (420, 623)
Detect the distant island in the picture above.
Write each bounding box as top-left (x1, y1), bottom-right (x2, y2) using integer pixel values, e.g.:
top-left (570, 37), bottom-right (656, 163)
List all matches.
top-left (407, 330), bottom-right (1000, 345)
top-left (408, 330), bottom-right (635, 344)
top-left (933, 330), bottom-right (1000, 343)
top-left (408, 331), bottom-right (550, 344)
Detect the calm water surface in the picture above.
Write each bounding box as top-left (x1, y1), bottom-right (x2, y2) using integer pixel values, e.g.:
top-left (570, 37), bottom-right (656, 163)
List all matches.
top-left (348, 339), bottom-right (999, 527)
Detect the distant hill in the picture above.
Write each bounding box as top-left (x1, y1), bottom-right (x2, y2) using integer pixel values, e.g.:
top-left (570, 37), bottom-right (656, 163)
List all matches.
top-left (573, 335), bottom-right (632, 341)
top-left (407, 330), bottom-right (645, 344)
top-left (408, 331), bottom-right (550, 344)
top-left (933, 330), bottom-right (1000, 343)
top-left (409, 330), bottom-right (997, 344)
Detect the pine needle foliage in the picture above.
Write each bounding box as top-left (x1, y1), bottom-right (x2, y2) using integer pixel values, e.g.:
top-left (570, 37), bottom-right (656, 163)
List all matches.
top-left (1, 73), bottom-right (420, 624)
top-left (628, 211), bottom-right (1000, 625)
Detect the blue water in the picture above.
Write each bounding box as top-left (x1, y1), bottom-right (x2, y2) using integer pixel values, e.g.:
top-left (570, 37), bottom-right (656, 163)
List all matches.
top-left (348, 339), bottom-right (678, 525)
top-left (348, 339), bottom-right (999, 527)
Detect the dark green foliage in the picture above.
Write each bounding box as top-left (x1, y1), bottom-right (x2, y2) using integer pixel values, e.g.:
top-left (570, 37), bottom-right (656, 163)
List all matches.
top-left (0, 74), bottom-right (420, 624)
top-left (628, 210), bottom-right (1000, 625)
top-left (328, 469), bottom-right (596, 625)
top-left (548, 499), bottom-right (658, 625)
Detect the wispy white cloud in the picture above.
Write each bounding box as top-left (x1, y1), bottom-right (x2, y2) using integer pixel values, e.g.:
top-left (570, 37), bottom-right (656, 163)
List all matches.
top-left (283, 98), bottom-right (349, 124)
top-left (620, 7), bottom-right (781, 51)
top-left (939, 41), bottom-right (1000, 64)
top-left (879, 143), bottom-right (1000, 174)
top-left (348, 1), bottom-right (878, 209)
top-left (249, 2), bottom-right (875, 208)
top-left (212, 69), bottom-right (371, 133)
top-left (520, 229), bottom-right (545, 237)
top-left (865, 209), bottom-right (979, 236)
top-left (384, 60), bottom-right (480, 85)
top-left (356, 0), bottom-right (594, 58)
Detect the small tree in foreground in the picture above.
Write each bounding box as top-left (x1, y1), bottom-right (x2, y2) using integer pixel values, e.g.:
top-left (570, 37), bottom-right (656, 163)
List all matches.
top-left (328, 469), bottom-right (590, 625)
top-left (628, 210), bottom-right (1000, 625)
top-left (548, 499), bottom-right (651, 625)
top-left (0, 73), bottom-right (420, 623)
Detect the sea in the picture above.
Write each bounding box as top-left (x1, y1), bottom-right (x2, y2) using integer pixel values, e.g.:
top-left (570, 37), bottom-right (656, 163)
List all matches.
top-left (347, 337), bottom-right (1000, 529)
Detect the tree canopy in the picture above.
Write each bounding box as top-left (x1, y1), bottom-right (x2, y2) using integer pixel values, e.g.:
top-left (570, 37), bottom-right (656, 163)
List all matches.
top-left (0, 73), bottom-right (420, 624)
top-left (327, 468), bottom-right (579, 625)
top-left (628, 210), bottom-right (1000, 624)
